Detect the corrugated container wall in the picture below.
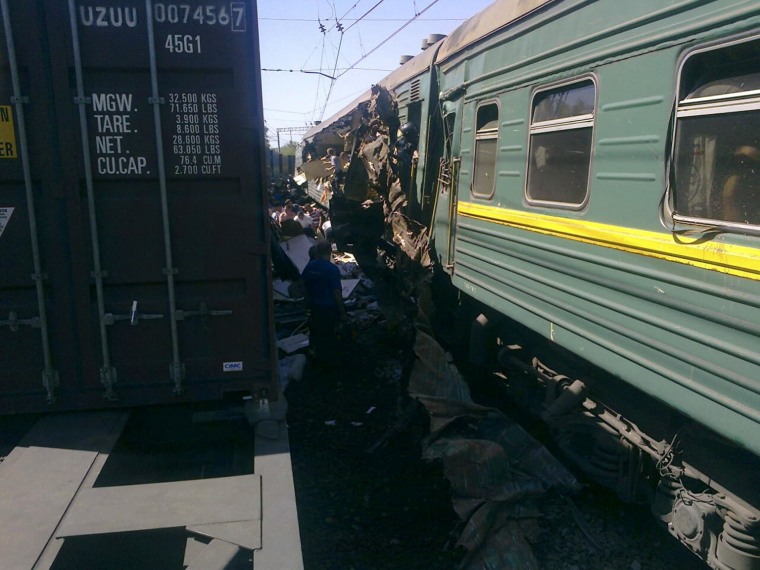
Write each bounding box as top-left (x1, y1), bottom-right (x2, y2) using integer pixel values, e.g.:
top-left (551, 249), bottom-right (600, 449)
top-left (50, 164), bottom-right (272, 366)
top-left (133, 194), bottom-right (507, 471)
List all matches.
top-left (0, 0), bottom-right (277, 413)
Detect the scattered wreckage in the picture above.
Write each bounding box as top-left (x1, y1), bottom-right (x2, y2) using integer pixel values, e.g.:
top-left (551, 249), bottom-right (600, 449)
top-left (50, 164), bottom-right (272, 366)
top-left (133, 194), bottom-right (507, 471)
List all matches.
top-left (272, 85), bottom-right (582, 568)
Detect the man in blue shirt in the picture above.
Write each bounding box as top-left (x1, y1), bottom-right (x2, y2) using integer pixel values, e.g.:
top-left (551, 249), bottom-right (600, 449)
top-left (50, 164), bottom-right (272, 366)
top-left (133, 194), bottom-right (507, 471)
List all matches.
top-left (301, 240), bottom-right (346, 366)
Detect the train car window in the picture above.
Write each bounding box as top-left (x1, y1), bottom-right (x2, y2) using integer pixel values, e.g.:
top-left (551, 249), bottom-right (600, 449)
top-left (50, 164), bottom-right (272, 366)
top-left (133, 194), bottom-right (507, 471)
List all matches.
top-left (472, 103), bottom-right (499, 198)
top-left (673, 38), bottom-right (760, 228)
top-left (527, 80), bottom-right (595, 206)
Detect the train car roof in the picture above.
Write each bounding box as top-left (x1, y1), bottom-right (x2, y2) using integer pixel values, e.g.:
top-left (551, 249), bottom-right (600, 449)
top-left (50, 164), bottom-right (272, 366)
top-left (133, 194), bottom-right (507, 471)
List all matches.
top-left (435, 0), bottom-right (553, 64)
top-left (302, 38), bottom-right (443, 142)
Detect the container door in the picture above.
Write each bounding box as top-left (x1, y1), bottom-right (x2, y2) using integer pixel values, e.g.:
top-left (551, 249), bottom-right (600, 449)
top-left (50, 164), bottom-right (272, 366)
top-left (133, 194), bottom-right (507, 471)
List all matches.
top-left (0, 0), bottom-right (275, 413)
top-left (0, 1), bottom-right (75, 409)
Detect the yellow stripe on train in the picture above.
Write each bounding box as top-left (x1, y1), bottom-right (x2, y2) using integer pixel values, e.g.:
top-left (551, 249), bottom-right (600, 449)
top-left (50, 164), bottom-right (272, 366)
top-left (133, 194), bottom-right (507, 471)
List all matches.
top-left (457, 202), bottom-right (760, 281)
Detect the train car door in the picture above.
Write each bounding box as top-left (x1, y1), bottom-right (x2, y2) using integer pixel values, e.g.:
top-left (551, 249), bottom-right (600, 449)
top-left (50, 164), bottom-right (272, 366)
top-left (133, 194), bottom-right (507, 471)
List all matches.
top-left (431, 100), bottom-right (462, 270)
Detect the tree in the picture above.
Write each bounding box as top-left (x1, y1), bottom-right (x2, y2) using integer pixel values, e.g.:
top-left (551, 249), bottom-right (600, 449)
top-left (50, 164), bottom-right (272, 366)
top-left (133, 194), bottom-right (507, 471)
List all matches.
top-left (280, 141), bottom-right (298, 157)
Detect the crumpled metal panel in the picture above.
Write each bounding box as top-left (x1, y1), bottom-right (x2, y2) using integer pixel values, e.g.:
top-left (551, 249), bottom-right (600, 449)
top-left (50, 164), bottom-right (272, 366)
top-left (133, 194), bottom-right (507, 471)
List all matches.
top-left (320, 82), bottom-right (580, 569)
top-left (410, 324), bottom-right (580, 569)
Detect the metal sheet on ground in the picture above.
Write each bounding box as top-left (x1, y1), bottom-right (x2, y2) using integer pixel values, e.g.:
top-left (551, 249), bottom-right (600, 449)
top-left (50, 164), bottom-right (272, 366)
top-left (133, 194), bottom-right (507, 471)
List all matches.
top-left (0, 412), bottom-right (128, 570)
top-left (185, 538), bottom-right (243, 570)
top-left (57, 474), bottom-right (262, 537)
top-left (253, 429), bottom-right (304, 570)
top-left (187, 520), bottom-right (262, 552)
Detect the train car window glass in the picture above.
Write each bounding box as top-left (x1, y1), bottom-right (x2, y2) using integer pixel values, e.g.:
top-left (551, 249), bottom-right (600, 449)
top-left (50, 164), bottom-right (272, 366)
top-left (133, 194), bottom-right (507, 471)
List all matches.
top-left (472, 103), bottom-right (499, 198)
top-left (673, 39), bottom-right (760, 228)
top-left (527, 80), bottom-right (595, 205)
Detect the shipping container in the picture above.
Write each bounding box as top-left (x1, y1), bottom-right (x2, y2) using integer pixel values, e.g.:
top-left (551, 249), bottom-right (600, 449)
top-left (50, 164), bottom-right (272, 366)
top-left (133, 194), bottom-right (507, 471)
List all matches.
top-left (0, 0), bottom-right (276, 413)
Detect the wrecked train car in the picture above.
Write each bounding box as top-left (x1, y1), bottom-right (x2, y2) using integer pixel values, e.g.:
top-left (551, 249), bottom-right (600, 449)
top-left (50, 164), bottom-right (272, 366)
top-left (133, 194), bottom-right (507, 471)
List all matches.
top-left (302, 1), bottom-right (760, 569)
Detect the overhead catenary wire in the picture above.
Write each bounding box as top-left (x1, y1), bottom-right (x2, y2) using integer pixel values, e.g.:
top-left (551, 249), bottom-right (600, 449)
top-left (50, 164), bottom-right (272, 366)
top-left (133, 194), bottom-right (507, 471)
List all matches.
top-left (315, 0), bottom-right (442, 120)
top-left (315, 0), bottom-right (387, 121)
top-left (318, 30), bottom-right (345, 121)
top-left (341, 0), bottom-right (385, 33)
top-left (336, 0), bottom-right (442, 79)
top-left (259, 17), bottom-right (464, 22)
top-left (264, 0), bottom-right (455, 138)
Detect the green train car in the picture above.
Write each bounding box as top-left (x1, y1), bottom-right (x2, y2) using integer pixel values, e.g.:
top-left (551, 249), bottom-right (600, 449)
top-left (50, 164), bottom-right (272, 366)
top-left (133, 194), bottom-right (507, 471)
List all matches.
top-left (302, 1), bottom-right (760, 568)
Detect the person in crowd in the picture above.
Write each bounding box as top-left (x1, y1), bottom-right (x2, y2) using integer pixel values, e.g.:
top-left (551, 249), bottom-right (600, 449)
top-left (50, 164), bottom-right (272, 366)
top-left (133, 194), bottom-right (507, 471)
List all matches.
top-left (323, 147), bottom-right (345, 187)
top-left (278, 200), bottom-right (305, 236)
top-left (321, 218), bottom-right (333, 242)
top-left (278, 200), bottom-right (296, 225)
top-left (301, 240), bottom-right (346, 367)
top-left (295, 209), bottom-right (315, 237)
top-left (303, 204), bottom-right (322, 233)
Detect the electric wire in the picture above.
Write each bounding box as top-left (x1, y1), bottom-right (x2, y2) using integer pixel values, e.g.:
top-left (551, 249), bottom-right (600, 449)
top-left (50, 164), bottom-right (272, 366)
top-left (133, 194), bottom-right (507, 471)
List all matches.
top-left (315, 0), bottom-right (386, 121)
top-left (342, 0), bottom-right (385, 33)
top-left (336, 0), bottom-right (442, 79)
top-left (319, 31), bottom-right (345, 121)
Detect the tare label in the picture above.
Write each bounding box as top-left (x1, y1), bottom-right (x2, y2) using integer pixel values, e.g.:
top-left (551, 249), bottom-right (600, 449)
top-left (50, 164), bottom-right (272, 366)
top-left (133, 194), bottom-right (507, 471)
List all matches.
top-left (0, 106), bottom-right (17, 159)
top-left (223, 361), bottom-right (243, 372)
top-left (0, 207), bottom-right (15, 238)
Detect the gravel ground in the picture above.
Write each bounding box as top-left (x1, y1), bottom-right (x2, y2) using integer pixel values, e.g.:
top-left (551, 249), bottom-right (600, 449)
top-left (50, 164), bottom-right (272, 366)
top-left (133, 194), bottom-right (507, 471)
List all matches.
top-left (285, 317), bottom-right (466, 570)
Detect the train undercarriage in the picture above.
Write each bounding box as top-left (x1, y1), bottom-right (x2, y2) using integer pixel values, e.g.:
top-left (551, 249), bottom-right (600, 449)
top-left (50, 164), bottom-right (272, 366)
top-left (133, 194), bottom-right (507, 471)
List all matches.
top-left (464, 308), bottom-right (760, 570)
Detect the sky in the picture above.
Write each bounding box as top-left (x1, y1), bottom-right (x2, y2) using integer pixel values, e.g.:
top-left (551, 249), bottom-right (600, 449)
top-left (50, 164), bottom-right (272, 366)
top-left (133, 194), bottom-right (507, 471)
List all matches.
top-left (257, 0), bottom-right (495, 148)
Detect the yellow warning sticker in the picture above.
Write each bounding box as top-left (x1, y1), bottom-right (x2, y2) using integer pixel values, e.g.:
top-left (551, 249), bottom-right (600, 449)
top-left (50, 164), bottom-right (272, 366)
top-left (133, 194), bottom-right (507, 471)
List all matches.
top-left (0, 106), bottom-right (17, 159)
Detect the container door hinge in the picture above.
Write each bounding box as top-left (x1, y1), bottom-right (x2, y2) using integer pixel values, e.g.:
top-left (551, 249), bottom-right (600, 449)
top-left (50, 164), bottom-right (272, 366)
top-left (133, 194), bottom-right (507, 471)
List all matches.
top-left (175, 302), bottom-right (233, 321)
top-left (42, 368), bottom-right (60, 404)
top-left (170, 361), bottom-right (186, 395)
top-left (100, 366), bottom-right (118, 401)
